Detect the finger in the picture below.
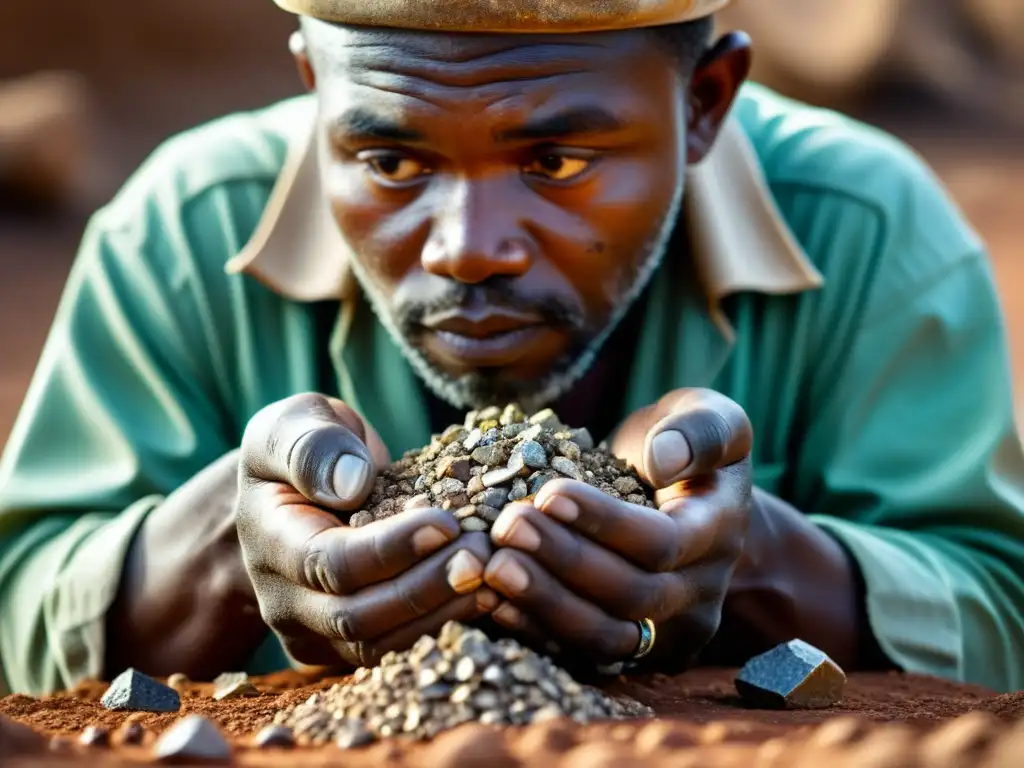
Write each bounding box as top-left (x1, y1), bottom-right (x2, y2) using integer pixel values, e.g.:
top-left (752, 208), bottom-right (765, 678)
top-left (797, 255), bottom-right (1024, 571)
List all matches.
top-left (320, 532), bottom-right (495, 643)
top-left (643, 390), bottom-right (753, 487)
top-left (483, 549), bottom-right (640, 662)
top-left (532, 481), bottom-right (681, 571)
top-left (492, 502), bottom-right (686, 620)
top-left (245, 487), bottom-right (461, 594)
top-left (610, 389), bottom-right (752, 488)
top-left (349, 589), bottom-right (501, 668)
top-left (241, 393), bottom-right (378, 511)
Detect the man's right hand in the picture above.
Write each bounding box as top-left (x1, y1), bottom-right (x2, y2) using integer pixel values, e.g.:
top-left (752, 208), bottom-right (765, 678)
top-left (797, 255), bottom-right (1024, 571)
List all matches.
top-left (237, 393), bottom-right (497, 669)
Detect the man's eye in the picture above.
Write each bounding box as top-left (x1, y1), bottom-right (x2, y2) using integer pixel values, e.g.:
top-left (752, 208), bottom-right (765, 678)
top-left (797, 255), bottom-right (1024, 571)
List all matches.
top-left (363, 153), bottom-right (430, 183)
top-left (524, 154), bottom-right (592, 181)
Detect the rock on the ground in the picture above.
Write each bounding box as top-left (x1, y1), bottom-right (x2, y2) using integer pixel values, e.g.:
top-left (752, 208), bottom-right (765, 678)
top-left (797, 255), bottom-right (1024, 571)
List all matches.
top-left (213, 676), bottom-right (259, 701)
top-left (117, 720), bottom-right (146, 746)
top-left (273, 621), bottom-right (651, 744)
top-left (734, 639), bottom-right (846, 710)
top-left (153, 715), bottom-right (232, 763)
top-left (79, 725), bottom-right (110, 747)
top-left (253, 724), bottom-right (295, 748)
top-left (101, 668), bottom-right (181, 713)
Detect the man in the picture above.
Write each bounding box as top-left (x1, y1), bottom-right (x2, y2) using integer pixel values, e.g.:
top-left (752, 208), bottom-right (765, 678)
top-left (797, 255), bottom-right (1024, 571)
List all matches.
top-left (1, 0), bottom-right (1023, 697)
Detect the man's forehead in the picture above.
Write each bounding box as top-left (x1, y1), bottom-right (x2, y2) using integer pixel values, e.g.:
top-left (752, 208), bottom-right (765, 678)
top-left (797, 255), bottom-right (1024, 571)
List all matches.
top-left (304, 18), bottom-right (652, 74)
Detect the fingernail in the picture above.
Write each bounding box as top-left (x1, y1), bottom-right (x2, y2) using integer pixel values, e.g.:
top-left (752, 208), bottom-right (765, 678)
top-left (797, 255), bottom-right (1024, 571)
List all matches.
top-left (333, 454), bottom-right (370, 500)
top-left (541, 495), bottom-right (579, 524)
top-left (492, 516), bottom-right (541, 552)
top-left (488, 553), bottom-right (530, 596)
top-left (650, 430), bottom-right (692, 483)
top-left (447, 550), bottom-right (485, 594)
top-left (476, 588), bottom-right (500, 612)
top-left (412, 526), bottom-right (451, 557)
top-left (493, 602), bottom-right (524, 628)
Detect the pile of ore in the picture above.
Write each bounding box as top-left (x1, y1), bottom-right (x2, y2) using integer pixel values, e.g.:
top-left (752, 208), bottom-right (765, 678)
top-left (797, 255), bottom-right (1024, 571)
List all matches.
top-left (273, 622), bottom-right (652, 745)
top-left (351, 405), bottom-right (653, 532)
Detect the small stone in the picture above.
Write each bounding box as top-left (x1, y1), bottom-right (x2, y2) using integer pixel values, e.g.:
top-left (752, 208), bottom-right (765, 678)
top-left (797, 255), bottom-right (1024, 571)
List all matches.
top-left (466, 475), bottom-right (486, 496)
top-left (335, 719), bottom-right (375, 749)
top-left (213, 677), bottom-right (259, 701)
top-left (529, 408), bottom-right (563, 431)
top-left (414, 475), bottom-right (429, 492)
top-left (478, 406), bottom-right (502, 422)
top-left (460, 517), bottom-right (490, 533)
top-left (463, 428), bottom-right (484, 452)
top-left (440, 425), bottom-right (466, 446)
top-left (484, 465), bottom-right (521, 488)
top-left (480, 420), bottom-right (500, 434)
top-left (472, 444), bottom-right (508, 467)
top-left (433, 478), bottom-right (467, 497)
top-left (117, 721), bottom-right (146, 746)
top-left (405, 493), bottom-right (433, 510)
top-left (154, 715), bottom-right (231, 763)
top-left (510, 660), bottom-right (540, 683)
top-left (442, 493), bottom-right (470, 510)
top-left (349, 511), bottom-right (373, 527)
top-left (454, 657), bottom-right (477, 682)
top-left (476, 505), bottom-right (502, 524)
top-left (509, 478), bottom-right (529, 502)
top-left (473, 487), bottom-right (510, 509)
top-left (101, 668), bottom-right (180, 713)
top-left (500, 404), bottom-right (526, 425)
top-left (482, 664), bottom-right (507, 686)
top-left (530, 704), bottom-right (565, 724)
top-left (254, 724), bottom-right (294, 749)
top-left (550, 456), bottom-right (584, 481)
top-left (529, 472), bottom-right (558, 495)
top-left (612, 477), bottom-right (641, 496)
top-left (626, 494), bottom-right (649, 506)
top-left (734, 639), bottom-right (846, 709)
top-left (568, 428), bottom-right (595, 451)
top-left (557, 440), bottom-right (582, 462)
top-left (519, 424), bottom-right (544, 442)
top-left (79, 726), bottom-right (110, 748)
top-left (447, 458), bottom-right (472, 483)
top-left (464, 411), bottom-right (480, 429)
top-left (502, 423), bottom-right (529, 439)
top-left (455, 505), bottom-right (479, 520)
top-left (518, 440), bottom-right (549, 470)
top-left (418, 668), bottom-right (441, 688)
top-left (166, 673), bottom-right (189, 693)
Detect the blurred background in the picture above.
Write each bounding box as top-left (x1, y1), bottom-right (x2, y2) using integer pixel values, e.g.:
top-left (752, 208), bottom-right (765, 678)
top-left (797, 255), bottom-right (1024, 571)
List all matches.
top-left (0, 0), bottom-right (1022, 447)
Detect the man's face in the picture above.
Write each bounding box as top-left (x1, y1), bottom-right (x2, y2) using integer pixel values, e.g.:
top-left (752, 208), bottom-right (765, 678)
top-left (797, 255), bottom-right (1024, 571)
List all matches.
top-left (304, 22), bottom-right (690, 411)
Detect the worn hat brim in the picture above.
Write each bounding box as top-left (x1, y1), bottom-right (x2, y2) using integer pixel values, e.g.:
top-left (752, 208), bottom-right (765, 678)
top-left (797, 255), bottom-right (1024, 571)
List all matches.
top-left (273, 0), bottom-right (730, 33)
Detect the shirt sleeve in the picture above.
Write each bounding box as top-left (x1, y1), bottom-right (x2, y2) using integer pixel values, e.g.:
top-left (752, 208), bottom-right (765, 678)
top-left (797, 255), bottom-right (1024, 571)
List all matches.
top-left (794, 247), bottom-right (1024, 693)
top-left (0, 189), bottom-right (240, 695)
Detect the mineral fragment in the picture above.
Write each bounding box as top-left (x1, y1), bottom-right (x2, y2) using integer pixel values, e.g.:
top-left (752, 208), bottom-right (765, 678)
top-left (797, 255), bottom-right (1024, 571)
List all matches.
top-left (166, 673), bottom-right (189, 693)
top-left (353, 406), bottom-right (653, 533)
top-left (101, 669), bottom-right (180, 713)
top-left (153, 715), bottom-right (232, 763)
top-left (273, 622), bottom-right (651, 743)
top-left (117, 721), bottom-right (146, 746)
top-left (79, 725), bottom-right (110, 748)
top-left (253, 724), bottom-right (295, 749)
top-left (734, 639), bottom-right (846, 709)
top-left (212, 674), bottom-right (259, 701)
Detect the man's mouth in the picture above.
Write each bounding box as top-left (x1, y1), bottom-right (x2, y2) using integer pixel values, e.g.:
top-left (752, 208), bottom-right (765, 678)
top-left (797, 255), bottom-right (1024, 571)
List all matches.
top-left (420, 308), bottom-right (549, 367)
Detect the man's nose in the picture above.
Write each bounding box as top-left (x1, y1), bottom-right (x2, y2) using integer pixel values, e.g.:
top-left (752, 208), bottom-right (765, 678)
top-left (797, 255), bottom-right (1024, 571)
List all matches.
top-left (421, 176), bottom-right (533, 284)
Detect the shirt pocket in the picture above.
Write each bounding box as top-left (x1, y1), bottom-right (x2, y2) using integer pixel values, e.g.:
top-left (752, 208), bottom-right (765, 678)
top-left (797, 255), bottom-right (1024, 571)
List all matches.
top-left (752, 461), bottom-right (787, 497)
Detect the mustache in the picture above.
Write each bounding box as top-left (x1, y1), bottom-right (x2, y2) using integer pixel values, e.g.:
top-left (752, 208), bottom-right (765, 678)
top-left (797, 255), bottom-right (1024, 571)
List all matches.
top-left (395, 280), bottom-right (586, 335)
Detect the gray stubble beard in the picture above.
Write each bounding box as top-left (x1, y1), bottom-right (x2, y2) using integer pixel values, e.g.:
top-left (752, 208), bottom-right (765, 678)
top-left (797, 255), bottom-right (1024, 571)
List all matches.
top-left (344, 177), bottom-right (686, 415)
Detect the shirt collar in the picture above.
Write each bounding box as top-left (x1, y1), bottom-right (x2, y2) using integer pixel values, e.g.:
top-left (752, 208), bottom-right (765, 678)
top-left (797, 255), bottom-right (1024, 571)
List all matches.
top-left (226, 99), bottom-right (824, 325)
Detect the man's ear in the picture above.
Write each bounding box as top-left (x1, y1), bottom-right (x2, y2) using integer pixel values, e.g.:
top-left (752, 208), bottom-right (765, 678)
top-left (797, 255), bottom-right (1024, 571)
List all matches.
top-left (686, 31), bottom-right (752, 164)
top-left (290, 30), bottom-right (317, 92)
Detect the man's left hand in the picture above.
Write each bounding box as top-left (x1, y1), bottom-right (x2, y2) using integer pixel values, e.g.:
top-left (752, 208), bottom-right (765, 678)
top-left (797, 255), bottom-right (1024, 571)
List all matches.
top-left (484, 388), bottom-right (754, 670)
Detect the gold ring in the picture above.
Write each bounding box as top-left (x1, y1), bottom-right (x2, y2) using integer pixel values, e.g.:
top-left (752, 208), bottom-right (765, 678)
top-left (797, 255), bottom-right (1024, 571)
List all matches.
top-left (633, 618), bottom-right (656, 660)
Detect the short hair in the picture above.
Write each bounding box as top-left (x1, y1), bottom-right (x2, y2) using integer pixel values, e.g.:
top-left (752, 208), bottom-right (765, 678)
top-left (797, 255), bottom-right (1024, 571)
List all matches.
top-left (647, 17), bottom-right (716, 76)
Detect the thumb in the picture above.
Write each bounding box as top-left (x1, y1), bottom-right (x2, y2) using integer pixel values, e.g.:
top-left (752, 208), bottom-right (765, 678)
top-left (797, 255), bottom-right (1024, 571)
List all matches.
top-left (241, 393), bottom-right (382, 512)
top-left (641, 389), bottom-right (753, 488)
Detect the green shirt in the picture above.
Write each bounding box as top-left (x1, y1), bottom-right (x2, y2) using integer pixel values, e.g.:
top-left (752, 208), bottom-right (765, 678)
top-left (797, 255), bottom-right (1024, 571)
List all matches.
top-left (2, 84), bottom-right (1022, 695)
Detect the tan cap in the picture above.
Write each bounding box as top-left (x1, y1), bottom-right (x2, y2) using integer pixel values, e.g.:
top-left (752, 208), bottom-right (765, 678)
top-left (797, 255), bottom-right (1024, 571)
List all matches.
top-left (273, 0), bottom-right (730, 33)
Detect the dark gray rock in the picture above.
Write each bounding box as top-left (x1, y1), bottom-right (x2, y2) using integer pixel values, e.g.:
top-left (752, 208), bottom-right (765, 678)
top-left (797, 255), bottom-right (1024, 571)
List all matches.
top-left (101, 669), bottom-right (180, 713)
top-left (254, 724), bottom-right (295, 749)
top-left (734, 639), bottom-right (847, 710)
top-left (154, 715), bottom-right (231, 763)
